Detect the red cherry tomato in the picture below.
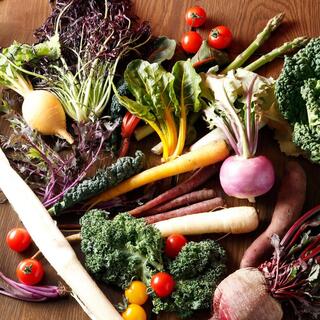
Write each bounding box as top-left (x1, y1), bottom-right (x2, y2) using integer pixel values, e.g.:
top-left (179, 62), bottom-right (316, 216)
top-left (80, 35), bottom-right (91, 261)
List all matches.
top-left (208, 26), bottom-right (233, 49)
top-left (16, 259), bottom-right (44, 285)
top-left (165, 234), bottom-right (187, 258)
top-left (151, 272), bottom-right (175, 298)
top-left (6, 228), bottom-right (32, 252)
top-left (181, 31), bottom-right (202, 54)
top-left (185, 6), bottom-right (207, 28)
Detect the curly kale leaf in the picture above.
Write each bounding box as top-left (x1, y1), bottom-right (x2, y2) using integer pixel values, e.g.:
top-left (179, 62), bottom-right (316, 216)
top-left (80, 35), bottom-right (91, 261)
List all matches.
top-left (152, 240), bottom-right (227, 319)
top-left (80, 211), bottom-right (164, 290)
top-left (275, 38), bottom-right (320, 163)
top-left (49, 150), bottom-right (145, 215)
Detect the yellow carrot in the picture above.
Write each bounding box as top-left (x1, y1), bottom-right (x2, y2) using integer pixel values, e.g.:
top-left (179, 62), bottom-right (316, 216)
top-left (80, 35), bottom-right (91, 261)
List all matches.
top-left (154, 206), bottom-right (259, 236)
top-left (88, 140), bottom-right (229, 208)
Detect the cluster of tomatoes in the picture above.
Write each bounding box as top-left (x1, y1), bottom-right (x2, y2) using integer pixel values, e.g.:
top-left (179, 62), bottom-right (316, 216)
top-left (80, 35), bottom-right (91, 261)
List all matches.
top-left (6, 227), bottom-right (44, 285)
top-left (181, 6), bottom-right (233, 54)
top-left (122, 234), bottom-right (187, 320)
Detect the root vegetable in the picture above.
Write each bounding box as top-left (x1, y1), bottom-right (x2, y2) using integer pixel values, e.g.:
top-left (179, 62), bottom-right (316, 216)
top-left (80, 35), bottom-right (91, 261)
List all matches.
top-left (147, 189), bottom-right (216, 215)
top-left (154, 206), bottom-right (259, 236)
top-left (145, 197), bottom-right (224, 224)
top-left (240, 161), bottom-right (306, 268)
top-left (130, 166), bottom-right (218, 217)
top-left (211, 268), bottom-right (283, 320)
top-left (220, 155), bottom-right (275, 202)
top-left (0, 148), bottom-right (121, 320)
top-left (88, 140), bottom-right (229, 208)
top-left (22, 90), bottom-right (73, 144)
top-left (211, 205), bottom-right (320, 320)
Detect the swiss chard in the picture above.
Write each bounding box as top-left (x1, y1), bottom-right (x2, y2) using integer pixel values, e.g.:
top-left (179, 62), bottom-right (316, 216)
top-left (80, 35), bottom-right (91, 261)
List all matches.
top-left (115, 59), bottom-right (202, 160)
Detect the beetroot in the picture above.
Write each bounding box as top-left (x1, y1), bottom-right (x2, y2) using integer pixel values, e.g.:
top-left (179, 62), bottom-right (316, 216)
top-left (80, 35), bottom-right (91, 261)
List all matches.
top-left (211, 205), bottom-right (320, 320)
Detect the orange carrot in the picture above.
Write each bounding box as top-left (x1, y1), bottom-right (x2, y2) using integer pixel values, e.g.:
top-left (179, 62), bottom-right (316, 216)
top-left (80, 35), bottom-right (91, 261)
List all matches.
top-left (88, 140), bottom-right (229, 208)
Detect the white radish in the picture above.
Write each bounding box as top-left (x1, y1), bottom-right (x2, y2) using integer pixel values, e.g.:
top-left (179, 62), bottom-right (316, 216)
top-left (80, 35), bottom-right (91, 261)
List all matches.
top-left (0, 148), bottom-right (121, 320)
top-left (154, 206), bottom-right (259, 236)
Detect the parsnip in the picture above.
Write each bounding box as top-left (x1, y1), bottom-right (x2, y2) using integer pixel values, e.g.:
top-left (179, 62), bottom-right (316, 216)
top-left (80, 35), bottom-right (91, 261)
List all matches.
top-left (154, 206), bottom-right (259, 236)
top-left (0, 148), bottom-right (121, 320)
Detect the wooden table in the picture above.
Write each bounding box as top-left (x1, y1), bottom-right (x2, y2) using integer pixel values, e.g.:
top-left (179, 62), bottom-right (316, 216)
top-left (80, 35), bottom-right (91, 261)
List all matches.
top-left (0, 0), bottom-right (319, 319)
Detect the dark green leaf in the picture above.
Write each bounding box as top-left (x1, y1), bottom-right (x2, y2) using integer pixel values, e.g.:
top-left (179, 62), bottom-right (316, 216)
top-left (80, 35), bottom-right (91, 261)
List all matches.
top-left (148, 36), bottom-right (176, 64)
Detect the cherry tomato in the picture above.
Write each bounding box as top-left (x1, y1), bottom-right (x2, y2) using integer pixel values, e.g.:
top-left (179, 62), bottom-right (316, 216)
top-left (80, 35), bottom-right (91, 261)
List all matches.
top-left (6, 228), bottom-right (32, 252)
top-left (185, 6), bottom-right (207, 28)
top-left (181, 31), bottom-right (202, 54)
top-left (208, 26), bottom-right (233, 49)
top-left (165, 234), bottom-right (187, 258)
top-left (125, 281), bottom-right (148, 305)
top-left (151, 272), bottom-right (175, 298)
top-left (121, 304), bottom-right (147, 320)
top-left (16, 259), bottom-right (44, 285)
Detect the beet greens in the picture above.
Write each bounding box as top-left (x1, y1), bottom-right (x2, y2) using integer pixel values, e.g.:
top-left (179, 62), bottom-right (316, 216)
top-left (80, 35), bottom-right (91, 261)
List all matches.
top-left (259, 205), bottom-right (320, 318)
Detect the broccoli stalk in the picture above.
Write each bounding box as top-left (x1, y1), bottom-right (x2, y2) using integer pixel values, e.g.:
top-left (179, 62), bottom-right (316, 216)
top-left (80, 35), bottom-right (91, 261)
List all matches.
top-left (222, 13), bottom-right (284, 73)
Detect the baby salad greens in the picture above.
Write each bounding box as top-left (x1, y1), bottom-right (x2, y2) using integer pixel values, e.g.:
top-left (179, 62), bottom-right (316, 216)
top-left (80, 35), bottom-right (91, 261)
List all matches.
top-left (115, 59), bottom-right (202, 160)
top-left (35, 0), bottom-right (151, 123)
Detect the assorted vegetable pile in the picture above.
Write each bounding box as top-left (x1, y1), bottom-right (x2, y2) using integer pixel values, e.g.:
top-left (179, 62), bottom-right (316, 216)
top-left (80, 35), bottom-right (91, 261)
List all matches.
top-left (0, 1), bottom-right (319, 320)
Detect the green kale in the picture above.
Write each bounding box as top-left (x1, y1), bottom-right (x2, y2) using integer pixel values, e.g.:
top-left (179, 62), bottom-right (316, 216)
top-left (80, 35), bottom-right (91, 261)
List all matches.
top-left (49, 151), bottom-right (145, 215)
top-left (152, 240), bottom-right (227, 319)
top-left (275, 37), bottom-right (320, 163)
top-left (80, 211), bottom-right (164, 289)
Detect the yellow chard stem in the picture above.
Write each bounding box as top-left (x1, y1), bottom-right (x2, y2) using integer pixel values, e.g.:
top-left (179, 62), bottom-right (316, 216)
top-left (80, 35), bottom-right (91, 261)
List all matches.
top-left (164, 107), bottom-right (178, 156)
top-left (146, 120), bottom-right (170, 161)
top-left (172, 103), bottom-right (187, 158)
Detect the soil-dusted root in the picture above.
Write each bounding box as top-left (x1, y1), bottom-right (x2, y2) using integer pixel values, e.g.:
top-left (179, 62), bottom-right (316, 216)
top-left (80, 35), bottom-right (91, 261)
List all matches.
top-left (240, 161), bottom-right (306, 268)
top-left (211, 268), bottom-right (283, 320)
top-left (129, 165), bottom-right (218, 216)
top-left (147, 189), bottom-right (216, 216)
top-left (145, 197), bottom-right (224, 224)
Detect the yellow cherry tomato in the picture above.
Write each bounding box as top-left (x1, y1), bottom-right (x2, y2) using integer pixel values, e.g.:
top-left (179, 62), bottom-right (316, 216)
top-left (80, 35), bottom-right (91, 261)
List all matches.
top-left (125, 281), bottom-right (148, 305)
top-left (121, 304), bottom-right (147, 320)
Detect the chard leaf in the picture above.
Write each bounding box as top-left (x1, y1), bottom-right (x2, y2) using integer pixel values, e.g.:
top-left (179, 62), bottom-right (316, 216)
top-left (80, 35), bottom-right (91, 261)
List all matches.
top-left (124, 59), bottom-right (176, 120)
top-left (172, 60), bottom-right (202, 115)
top-left (190, 40), bottom-right (229, 69)
top-left (148, 36), bottom-right (176, 64)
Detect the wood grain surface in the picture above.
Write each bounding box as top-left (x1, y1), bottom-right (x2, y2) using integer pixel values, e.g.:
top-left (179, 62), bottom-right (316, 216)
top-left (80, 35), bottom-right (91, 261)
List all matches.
top-left (0, 1), bottom-right (319, 319)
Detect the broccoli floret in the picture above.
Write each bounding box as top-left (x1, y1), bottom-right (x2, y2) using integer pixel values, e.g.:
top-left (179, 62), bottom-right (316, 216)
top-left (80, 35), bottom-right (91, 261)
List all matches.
top-left (49, 150), bottom-right (145, 215)
top-left (152, 240), bottom-right (227, 319)
top-left (275, 37), bottom-right (320, 163)
top-left (80, 211), bottom-right (164, 289)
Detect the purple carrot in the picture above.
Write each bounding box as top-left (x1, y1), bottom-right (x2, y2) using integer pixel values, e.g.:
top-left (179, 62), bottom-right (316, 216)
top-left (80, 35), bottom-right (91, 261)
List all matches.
top-left (145, 189), bottom-right (216, 216)
top-left (145, 197), bottom-right (225, 224)
top-left (129, 165), bottom-right (218, 216)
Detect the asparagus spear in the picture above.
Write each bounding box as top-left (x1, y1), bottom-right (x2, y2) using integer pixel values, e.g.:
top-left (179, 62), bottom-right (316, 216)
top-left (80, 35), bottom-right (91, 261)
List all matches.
top-left (221, 13), bottom-right (285, 74)
top-left (244, 36), bottom-right (309, 71)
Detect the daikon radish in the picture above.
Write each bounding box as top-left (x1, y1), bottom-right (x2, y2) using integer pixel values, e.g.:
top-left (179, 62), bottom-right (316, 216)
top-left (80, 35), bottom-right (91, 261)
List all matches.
top-left (154, 206), bottom-right (259, 236)
top-left (0, 148), bottom-right (121, 320)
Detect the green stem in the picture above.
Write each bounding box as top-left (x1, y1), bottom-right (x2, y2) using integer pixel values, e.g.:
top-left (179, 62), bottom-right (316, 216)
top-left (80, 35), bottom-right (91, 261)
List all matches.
top-left (221, 13), bottom-right (284, 74)
top-left (245, 37), bottom-right (309, 72)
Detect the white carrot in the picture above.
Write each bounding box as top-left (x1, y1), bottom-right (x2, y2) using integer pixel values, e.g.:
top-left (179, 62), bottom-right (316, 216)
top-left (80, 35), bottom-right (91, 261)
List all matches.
top-left (154, 206), bottom-right (259, 236)
top-left (0, 148), bottom-right (122, 320)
